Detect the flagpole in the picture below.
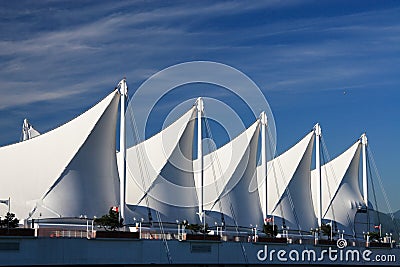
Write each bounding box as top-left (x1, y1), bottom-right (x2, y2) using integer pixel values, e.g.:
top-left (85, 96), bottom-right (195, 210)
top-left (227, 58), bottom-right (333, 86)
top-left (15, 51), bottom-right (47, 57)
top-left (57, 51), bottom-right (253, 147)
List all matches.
top-left (272, 215), bottom-right (274, 236)
top-left (7, 197), bottom-right (10, 233)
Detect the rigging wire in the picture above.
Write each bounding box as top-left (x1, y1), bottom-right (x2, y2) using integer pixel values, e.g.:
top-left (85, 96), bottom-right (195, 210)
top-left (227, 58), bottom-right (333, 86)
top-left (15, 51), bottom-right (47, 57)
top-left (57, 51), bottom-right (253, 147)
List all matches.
top-left (202, 110), bottom-right (248, 264)
top-left (269, 130), bottom-right (309, 235)
top-left (320, 143), bottom-right (335, 220)
top-left (202, 110), bottom-right (225, 224)
top-left (156, 210), bottom-right (172, 264)
top-left (266, 125), bottom-right (287, 229)
top-left (125, 95), bottom-right (153, 223)
top-left (125, 94), bottom-right (172, 261)
top-left (367, 148), bottom-right (381, 228)
top-left (320, 136), bottom-right (356, 237)
top-left (367, 145), bottom-right (400, 235)
top-left (368, 146), bottom-right (400, 235)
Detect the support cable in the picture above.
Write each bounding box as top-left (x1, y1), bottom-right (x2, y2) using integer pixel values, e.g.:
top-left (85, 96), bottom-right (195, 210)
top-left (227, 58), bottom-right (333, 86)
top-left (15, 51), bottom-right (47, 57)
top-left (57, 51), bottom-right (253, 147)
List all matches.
top-left (367, 146), bottom-right (399, 234)
top-left (156, 210), bottom-right (172, 264)
top-left (125, 95), bottom-right (153, 223)
top-left (125, 95), bottom-right (172, 262)
top-left (320, 136), bottom-right (356, 237)
top-left (266, 127), bottom-right (288, 230)
top-left (202, 111), bottom-right (225, 224)
top-left (367, 151), bottom-right (381, 228)
top-left (203, 111), bottom-right (248, 264)
top-left (270, 130), bottom-right (306, 235)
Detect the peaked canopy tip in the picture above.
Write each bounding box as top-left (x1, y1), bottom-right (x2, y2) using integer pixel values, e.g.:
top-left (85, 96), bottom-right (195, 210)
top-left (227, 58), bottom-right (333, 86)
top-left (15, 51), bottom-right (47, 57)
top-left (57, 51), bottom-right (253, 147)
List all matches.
top-left (361, 133), bottom-right (368, 145)
top-left (118, 79), bottom-right (128, 96)
top-left (313, 123), bottom-right (322, 136)
top-left (260, 111), bottom-right (267, 125)
top-left (196, 97), bottom-right (204, 112)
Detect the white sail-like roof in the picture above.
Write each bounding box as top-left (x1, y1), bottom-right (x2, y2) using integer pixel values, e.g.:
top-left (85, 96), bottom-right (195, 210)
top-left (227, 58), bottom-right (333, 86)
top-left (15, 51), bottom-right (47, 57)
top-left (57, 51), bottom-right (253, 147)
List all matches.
top-left (311, 140), bottom-right (363, 230)
top-left (126, 107), bottom-right (198, 223)
top-left (194, 120), bottom-right (261, 227)
top-left (0, 90), bottom-right (120, 220)
top-left (258, 131), bottom-right (316, 231)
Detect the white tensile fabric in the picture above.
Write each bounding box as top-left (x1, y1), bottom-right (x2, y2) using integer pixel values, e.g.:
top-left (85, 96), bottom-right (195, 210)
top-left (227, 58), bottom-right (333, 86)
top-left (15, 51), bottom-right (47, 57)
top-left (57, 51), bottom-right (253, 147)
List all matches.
top-left (258, 131), bottom-right (316, 231)
top-left (311, 141), bottom-right (363, 231)
top-left (0, 90), bottom-right (120, 220)
top-left (194, 120), bottom-right (262, 227)
top-left (0, 84), bottom-right (368, 231)
top-left (126, 107), bottom-right (198, 223)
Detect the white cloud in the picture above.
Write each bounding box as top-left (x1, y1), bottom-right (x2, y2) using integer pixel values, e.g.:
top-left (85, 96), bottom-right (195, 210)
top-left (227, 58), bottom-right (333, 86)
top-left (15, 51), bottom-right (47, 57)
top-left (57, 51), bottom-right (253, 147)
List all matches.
top-left (0, 2), bottom-right (399, 117)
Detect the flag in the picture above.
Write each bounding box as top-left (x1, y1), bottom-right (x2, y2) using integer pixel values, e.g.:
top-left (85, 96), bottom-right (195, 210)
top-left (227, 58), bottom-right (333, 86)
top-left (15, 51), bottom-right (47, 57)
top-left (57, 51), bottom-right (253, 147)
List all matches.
top-left (112, 206), bottom-right (119, 212)
top-left (0, 199), bottom-right (9, 206)
top-left (265, 217), bottom-right (273, 223)
top-left (374, 224), bottom-right (381, 229)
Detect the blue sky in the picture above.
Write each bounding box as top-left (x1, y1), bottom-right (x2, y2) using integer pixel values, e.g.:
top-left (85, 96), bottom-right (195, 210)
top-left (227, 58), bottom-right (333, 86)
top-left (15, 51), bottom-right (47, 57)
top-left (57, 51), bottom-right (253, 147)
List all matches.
top-left (1, 1), bottom-right (399, 211)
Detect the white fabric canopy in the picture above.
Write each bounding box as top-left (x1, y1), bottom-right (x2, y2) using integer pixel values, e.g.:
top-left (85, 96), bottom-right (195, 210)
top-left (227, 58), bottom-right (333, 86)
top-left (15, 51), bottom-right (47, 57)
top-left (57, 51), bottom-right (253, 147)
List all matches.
top-left (311, 140), bottom-right (363, 230)
top-left (258, 131), bottom-right (316, 231)
top-left (125, 107), bottom-right (198, 223)
top-left (197, 120), bottom-right (262, 227)
top-left (0, 90), bottom-right (120, 220)
top-left (0, 87), bottom-right (369, 232)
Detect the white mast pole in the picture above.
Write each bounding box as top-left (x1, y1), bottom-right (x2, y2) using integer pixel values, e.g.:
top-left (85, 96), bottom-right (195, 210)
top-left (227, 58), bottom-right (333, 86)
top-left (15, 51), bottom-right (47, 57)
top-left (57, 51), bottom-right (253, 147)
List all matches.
top-left (196, 97), bottom-right (204, 223)
top-left (314, 123), bottom-right (322, 228)
top-left (260, 112), bottom-right (268, 222)
top-left (361, 133), bottom-right (368, 208)
top-left (118, 78), bottom-right (128, 222)
top-left (22, 119), bottom-right (29, 141)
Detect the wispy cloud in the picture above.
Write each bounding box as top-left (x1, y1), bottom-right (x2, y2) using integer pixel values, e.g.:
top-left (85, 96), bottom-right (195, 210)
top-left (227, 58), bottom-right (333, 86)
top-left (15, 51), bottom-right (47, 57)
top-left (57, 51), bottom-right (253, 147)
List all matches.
top-left (0, 1), bottom-right (400, 144)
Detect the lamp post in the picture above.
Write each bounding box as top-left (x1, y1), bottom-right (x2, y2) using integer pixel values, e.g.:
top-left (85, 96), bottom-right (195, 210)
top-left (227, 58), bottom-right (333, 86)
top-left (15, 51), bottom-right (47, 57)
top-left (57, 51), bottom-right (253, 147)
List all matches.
top-left (91, 216), bottom-right (96, 238)
top-left (215, 222), bottom-right (224, 238)
top-left (250, 224), bottom-right (253, 242)
top-left (176, 220), bottom-right (181, 241)
top-left (182, 220), bottom-right (186, 235)
top-left (255, 224), bottom-right (258, 242)
top-left (140, 218), bottom-right (144, 239)
top-left (84, 215), bottom-right (88, 239)
top-left (272, 215), bottom-right (275, 235)
top-left (312, 228), bottom-right (318, 244)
